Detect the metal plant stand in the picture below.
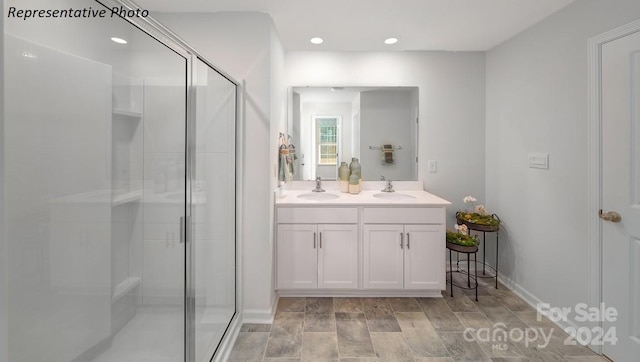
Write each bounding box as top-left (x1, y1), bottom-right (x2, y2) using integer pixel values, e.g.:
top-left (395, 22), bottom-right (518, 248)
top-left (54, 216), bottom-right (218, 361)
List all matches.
top-left (446, 241), bottom-right (479, 301)
top-left (456, 213), bottom-right (500, 289)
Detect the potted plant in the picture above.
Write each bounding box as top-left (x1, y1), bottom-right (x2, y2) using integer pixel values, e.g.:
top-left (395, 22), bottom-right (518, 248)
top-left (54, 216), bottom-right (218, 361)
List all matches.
top-left (446, 224), bottom-right (478, 252)
top-left (455, 196), bottom-right (500, 232)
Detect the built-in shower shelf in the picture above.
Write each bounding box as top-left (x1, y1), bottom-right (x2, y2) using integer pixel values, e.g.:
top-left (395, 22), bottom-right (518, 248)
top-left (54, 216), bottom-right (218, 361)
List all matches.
top-left (112, 191), bottom-right (142, 206)
top-left (112, 109), bottom-right (142, 119)
top-left (112, 276), bottom-right (141, 303)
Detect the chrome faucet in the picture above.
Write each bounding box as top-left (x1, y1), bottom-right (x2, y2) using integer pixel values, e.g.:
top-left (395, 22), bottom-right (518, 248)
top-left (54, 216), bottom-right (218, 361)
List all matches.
top-left (312, 176), bottom-right (325, 192)
top-left (381, 179), bottom-right (395, 193)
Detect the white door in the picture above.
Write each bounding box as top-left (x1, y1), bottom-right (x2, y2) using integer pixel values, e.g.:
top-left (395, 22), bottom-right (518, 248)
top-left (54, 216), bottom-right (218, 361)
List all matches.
top-left (404, 224), bottom-right (445, 290)
top-left (601, 29), bottom-right (640, 361)
top-left (318, 224), bottom-right (358, 288)
top-left (363, 224), bottom-right (404, 289)
top-left (276, 224), bottom-right (318, 289)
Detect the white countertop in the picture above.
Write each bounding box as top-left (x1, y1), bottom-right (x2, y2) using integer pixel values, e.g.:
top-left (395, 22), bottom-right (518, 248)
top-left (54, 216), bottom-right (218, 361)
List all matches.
top-left (275, 189), bottom-right (451, 206)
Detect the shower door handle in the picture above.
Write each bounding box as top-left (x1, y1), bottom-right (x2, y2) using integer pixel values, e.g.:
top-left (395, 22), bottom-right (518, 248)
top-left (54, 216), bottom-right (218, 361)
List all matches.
top-left (180, 216), bottom-right (185, 244)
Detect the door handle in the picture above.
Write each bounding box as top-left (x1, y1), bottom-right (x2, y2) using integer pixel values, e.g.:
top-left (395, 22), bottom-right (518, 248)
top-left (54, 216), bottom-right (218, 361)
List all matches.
top-left (179, 216), bottom-right (185, 244)
top-left (400, 233), bottom-right (404, 249)
top-left (313, 232), bottom-right (317, 248)
top-left (319, 232), bottom-right (323, 248)
top-left (599, 209), bottom-right (621, 223)
top-left (407, 233), bottom-right (410, 249)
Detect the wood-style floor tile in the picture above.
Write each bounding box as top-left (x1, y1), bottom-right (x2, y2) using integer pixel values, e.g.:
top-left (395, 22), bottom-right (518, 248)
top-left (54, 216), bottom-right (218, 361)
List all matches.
top-left (301, 332), bottom-right (338, 362)
top-left (438, 332), bottom-right (492, 362)
top-left (231, 296), bottom-right (605, 362)
top-left (370, 332), bottom-right (415, 362)
top-left (417, 298), bottom-right (466, 332)
top-left (333, 297), bottom-right (364, 313)
top-left (228, 332), bottom-right (269, 361)
top-left (335, 312), bottom-right (376, 358)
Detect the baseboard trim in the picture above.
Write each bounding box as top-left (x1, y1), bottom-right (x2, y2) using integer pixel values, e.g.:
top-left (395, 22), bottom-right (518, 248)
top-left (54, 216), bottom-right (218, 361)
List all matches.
top-left (241, 294), bottom-right (278, 324)
top-left (497, 273), bottom-right (582, 335)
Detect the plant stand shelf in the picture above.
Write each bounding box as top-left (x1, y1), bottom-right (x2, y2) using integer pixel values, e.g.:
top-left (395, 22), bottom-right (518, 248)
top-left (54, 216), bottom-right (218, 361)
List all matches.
top-left (456, 213), bottom-right (501, 289)
top-left (446, 241), bottom-right (478, 301)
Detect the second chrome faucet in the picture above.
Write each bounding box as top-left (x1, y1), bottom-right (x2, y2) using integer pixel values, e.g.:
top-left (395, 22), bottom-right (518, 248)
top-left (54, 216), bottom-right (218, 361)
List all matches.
top-left (381, 179), bottom-right (395, 192)
top-left (312, 176), bottom-right (325, 192)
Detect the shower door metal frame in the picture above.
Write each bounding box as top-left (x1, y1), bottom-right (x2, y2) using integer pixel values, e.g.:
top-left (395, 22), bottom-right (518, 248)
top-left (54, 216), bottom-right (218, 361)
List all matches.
top-left (94, 1), bottom-right (242, 361)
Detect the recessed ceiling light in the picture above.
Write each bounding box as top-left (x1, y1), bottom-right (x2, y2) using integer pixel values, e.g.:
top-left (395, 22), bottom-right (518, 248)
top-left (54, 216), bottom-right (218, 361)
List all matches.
top-left (111, 37), bottom-right (128, 44)
top-left (310, 37), bottom-right (324, 45)
top-left (384, 37), bottom-right (399, 45)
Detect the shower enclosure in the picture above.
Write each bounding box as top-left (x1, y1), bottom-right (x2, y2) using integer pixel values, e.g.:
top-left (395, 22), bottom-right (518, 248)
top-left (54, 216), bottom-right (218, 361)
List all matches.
top-left (2, 0), bottom-right (238, 361)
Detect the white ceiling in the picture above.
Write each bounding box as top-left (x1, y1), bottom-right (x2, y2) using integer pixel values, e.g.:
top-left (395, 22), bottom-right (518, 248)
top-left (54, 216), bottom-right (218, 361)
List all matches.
top-left (135, 0), bottom-right (575, 51)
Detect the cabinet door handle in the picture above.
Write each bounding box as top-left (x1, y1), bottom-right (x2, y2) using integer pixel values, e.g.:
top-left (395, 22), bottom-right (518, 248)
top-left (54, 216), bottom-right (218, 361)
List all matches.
top-left (400, 232), bottom-right (404, 249)
top-left (407, 233), bottom-right (410, 249)
top-left (319, 232), bottom-right (323, 248)
top-left (313, 232), bottom-right (317, 249)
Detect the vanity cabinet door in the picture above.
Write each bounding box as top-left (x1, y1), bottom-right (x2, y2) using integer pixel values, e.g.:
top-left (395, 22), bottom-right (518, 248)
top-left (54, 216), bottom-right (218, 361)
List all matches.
top-left (363, 224), bottom-right (405, 289)
top-left (317, 224), bottom-right (358, 289)
top-left (277, 224), bottom-right (318, 289)
top-left (404, 224), bottom-right (445, 290)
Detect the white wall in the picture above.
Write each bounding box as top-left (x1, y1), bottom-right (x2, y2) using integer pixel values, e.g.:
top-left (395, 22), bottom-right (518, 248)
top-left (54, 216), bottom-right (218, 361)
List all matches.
top-left (269, 18), bottom-right (286, 318)
top-left (155, 12), bottom-right (286, 320)
top-left (486, 0), bottom-right (640, 319)
top-left (286, 51), bottom-right (486, 222)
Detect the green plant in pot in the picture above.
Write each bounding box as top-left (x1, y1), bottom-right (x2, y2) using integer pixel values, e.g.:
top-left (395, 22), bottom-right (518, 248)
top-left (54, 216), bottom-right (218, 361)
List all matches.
top-left (456, 196), bottom-right (500, 231)
top-left (446, 224), bottom-right (477, 247)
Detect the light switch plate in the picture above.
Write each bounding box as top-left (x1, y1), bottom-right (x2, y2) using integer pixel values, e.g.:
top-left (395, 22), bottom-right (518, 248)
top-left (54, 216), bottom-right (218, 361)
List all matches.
top-left (528, 153), bottom-right (549, 169)
top-left (428, 160), bottom-right (437, 173)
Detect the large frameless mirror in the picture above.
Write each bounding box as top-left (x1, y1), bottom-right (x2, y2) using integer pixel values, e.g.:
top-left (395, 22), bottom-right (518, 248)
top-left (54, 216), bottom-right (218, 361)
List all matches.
top-left (288, 86), bottom-right (419, 181)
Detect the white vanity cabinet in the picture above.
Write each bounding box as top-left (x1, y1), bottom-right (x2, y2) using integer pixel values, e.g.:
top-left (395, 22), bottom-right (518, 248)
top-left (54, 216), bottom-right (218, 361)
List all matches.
top-left (363, 224), bottom-right (444, 289)
top-left (275, 188), bottom-right (449, 296)
top-left (363, 207), bottom-right (445, 290)
top-left (276, 208), bottom-right (359, 290)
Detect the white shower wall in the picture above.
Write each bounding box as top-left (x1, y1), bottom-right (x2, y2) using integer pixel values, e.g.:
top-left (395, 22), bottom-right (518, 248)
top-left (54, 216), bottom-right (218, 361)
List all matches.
top-left (5, 33), bottom-right (113, 362)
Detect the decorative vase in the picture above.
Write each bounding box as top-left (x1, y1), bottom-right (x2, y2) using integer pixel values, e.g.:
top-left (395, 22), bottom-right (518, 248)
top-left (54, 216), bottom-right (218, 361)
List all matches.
top-left (349, 157), bottom-right (362, 189)
top-left (349, 157), bottom-right (361, 178)
top-left (338, 162), bottom-right (350, 193)
top-left (348, 172), bottom-right (361, 194)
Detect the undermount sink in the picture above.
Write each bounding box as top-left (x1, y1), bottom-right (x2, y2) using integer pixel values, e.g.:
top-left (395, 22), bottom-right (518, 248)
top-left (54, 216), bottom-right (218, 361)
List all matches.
top-left (373, 192), bottom-right (417, 200)
top-left (297, 192), bottom-right (340, 200)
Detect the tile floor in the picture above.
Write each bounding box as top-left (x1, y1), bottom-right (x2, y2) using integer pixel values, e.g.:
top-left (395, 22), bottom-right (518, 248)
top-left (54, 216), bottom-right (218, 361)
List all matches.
top-left (229, 276), bottom-right (607, 361)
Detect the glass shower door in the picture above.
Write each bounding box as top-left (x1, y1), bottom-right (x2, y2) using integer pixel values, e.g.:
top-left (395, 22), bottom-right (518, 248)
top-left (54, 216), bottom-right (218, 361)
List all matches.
top-left (191, 58), bottom-right (238, 360)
